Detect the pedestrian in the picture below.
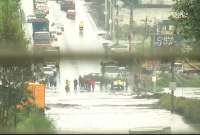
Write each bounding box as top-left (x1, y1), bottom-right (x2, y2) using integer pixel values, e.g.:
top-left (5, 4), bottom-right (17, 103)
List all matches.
top-left (87, 79), bottom-right (91, 91)
top-left (74, 78), bottom-right (78, 92)
top-left (65, 79), bottom-right (70, 94)
top-left (78, 75), bottom-right (83, 89)
top-left (50, 76), bottom-right (54, 88)
top-left (125, 79), bottom-right (128, 91)
top-left (91, 79), bottom-right (96, 92)
top-left (82, 77), bottom-right (86, 90)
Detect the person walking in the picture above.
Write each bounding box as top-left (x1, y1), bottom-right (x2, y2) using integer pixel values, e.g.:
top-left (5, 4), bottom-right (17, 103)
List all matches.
top-left (86, 79), bottom-right (91, 91)
top-left (74, 78), bottom-right (78, 92)
top-left (65, 79), bottom-right (70, 94)
top-left (91, 79), bottom-right (96, 92)
top-left (125, 78), bottom-right (128, 91)
top-left (78, 75), bottom-right (82, 89)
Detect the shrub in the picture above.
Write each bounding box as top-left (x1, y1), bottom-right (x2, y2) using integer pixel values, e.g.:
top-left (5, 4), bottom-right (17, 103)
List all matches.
top-left (159, 95), bottom-right (200, 123)
top-left (16, 112), bottom-right (55, 133)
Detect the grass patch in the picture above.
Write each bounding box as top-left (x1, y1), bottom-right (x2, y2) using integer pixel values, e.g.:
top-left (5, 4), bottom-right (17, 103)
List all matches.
top-left (159, 94), bottom-right (200, 123)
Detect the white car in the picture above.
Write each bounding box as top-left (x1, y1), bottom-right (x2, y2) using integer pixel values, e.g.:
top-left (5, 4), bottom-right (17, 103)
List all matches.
top-left (36, 0), bottom-right (47, 3)
top-left (51, 23), bottom-right (64, 35)
top-left (56, 28), bottom-right (62, 35)
top-left (43, 66), bottom-right (55, 76)
top-left (50, 31), bottom-right (58, 41)
top-left (46, 64), bottom-right (57, 72)
top-left (27, 15), bottom-right (36, 23)
top-left (97, 30), bottom-right (111, 40)
top-left (101, 40), bottom-right (113, 48)
top-left (97, 30), bottom-right (107, 37)
top-left (55, 23), bottom-right (64, 32)
top-left (110, 44), bottom-right (129, 54)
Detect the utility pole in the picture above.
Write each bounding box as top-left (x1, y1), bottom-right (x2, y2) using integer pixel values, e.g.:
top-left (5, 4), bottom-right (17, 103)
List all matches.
top-left (116, 0), bottom-right (119, 45)
top-left (129, 0), bottom-right (134, 53)
top-left (144, 16), bottom-right (148, 40)
top-left (171, 25), bottom-right (177, 113)
top-left (104, 0), bottom-right (108, 31)
top-left (171, 58), bottom-right (175, 113)
top-left (109, 0), bottom-right (113, 39)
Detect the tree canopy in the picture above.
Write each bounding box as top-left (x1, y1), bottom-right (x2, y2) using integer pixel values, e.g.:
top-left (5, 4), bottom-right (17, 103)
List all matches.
top-left (172, 0), bottom-right (200, 43)
top-left (0, 0), bottom-right (28, 51)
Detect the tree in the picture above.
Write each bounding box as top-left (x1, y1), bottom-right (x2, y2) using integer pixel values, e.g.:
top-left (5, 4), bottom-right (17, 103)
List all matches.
top-left (0, 1), bottom-right (34, 129)
top-left (0, 0), bottom-right (28, 51)
top-left (172, 0), bottom-right (200, 43)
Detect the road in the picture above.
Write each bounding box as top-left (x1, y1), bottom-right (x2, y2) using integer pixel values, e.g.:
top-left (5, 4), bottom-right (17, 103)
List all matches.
top-left (45, 91), bottom-right (199, 134)
top-left (47, 0), bottom-right (104, 92)
top-left (21, 0), bottom-right (200, 134)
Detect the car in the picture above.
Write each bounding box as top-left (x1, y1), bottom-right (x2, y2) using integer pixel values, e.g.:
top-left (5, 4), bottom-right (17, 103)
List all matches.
top-left (27, 15), bottom-right (36, 23)
top-left (66, 9), bottom-right (76, 19)
top-left (110, 44), bottom-right (129, 54)
top-left (50, 31), bottom-right (58, 41)
top-left (36, 4), bottom-right (49, 15)
top-left (35, 9), bottom-right (46, 18)
top-left (42, 66), bottom-right (55, 76)
top-left (36, 0), bottom-right (47, 3)
top-left (97, 30), bottom-right (107, 37)
top-left (51, 23), bottom-right (64, 35)
top-left (46, 64), bottom-right (57, 72)
top-left (112, 79), bottom-right (125, 90)
top-left (56, 28), bottom-right (62, 35)
top-left (97, 30), bottom-right (111, 40)
top-left (56, 0), bottom-right (63, 4)
top-left (55, 23), bottom-right (64, 32)
top-left (101, 40), bottom-right (113, 48)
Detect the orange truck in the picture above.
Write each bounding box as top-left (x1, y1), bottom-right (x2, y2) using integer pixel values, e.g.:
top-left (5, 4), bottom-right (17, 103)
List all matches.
top-left (17, 82), bottom-right (46, 111)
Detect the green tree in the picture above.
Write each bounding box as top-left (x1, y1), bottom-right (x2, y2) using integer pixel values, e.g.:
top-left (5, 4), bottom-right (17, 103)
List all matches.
top-left (0, 0), bottom-right (28, 51)
top-left (172, 0), bottom-right (200, 43)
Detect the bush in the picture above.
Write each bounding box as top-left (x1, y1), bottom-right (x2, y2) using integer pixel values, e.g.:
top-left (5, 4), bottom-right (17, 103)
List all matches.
top-left (159, 94), bottom-right (200, 123)
top-left (16, 112), bottom-right (55, 133)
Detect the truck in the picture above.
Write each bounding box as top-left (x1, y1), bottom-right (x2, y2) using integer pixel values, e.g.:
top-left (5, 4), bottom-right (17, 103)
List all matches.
top-left (32, 17), bottom-right (49, 32)
top-left (32, 18), bottom-right (51, 52)
top-left (60, 0), bottom-right (75, 11)
top-left (100, 60), bottom-right (128, 91)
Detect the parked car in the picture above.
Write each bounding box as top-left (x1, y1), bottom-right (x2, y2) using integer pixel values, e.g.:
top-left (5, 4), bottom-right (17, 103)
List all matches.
top-left (36, 0), bottom-right (47, 3)
top-left (55, 23), bottom-right (64, 32)
top-left (56, 27), bottom-right (62, 35)
top-left (36, 4), bottom-right (49, 15)
top-left (66, 9), bottom-right (76, 19)
top-left (27, 15), bottom-right (36, 23)
top-left (110, 44), bottom-right (129, 54)
top-left (50, 31), bottom-right (58, 41)
top-left (97, 30), bottom-right (111, 40)
top-left (42, 66), bottom-right (55, 76)
top-left (101, 40), bottom-right (113, 48)
top-left (51, 23), bottom-right (64, 35)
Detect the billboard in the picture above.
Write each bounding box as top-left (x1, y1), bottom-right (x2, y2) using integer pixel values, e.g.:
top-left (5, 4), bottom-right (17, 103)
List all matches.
top-left (155, 20), bottom-right (175, 47)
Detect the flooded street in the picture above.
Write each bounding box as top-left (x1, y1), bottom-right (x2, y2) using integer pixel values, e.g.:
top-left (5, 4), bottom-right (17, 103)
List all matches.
top-left (20, 0), bottom-right (200, 134)
top-left (45, 91), bottom-right (199, 134)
